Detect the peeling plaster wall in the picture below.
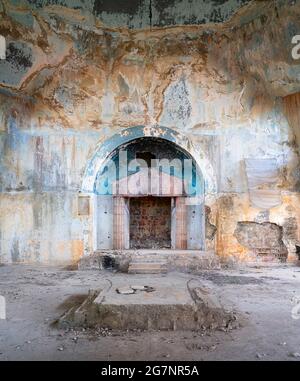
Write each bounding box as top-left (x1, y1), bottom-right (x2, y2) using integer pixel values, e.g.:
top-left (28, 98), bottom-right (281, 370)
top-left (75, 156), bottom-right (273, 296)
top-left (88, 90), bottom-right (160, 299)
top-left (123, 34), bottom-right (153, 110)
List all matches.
top-left (6, 0), bottom-right (252, 29)
top-left (283, 92), bottom-right (300, 154)
top-left (0, 0), bottom-right (300, 264)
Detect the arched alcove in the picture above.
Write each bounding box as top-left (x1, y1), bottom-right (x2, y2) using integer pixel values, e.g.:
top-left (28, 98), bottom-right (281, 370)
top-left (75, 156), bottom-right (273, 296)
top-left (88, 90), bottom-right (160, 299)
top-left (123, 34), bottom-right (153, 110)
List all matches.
top-left (82, 126), bottom-right (216, 252)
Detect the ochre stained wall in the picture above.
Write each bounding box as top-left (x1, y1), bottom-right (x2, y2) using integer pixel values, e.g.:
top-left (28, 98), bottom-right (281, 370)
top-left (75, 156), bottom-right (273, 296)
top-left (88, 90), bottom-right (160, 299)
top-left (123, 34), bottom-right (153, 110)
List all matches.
top-left (283, 92), bottom-right (300, 153)
top-left (0, 0), bottom-right (300, 264)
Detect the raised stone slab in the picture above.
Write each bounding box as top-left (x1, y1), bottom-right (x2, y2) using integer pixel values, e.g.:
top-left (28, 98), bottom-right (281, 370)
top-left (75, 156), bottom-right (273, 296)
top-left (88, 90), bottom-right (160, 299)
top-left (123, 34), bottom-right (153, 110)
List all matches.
top-left (57, 276), bottom-right (237, 331)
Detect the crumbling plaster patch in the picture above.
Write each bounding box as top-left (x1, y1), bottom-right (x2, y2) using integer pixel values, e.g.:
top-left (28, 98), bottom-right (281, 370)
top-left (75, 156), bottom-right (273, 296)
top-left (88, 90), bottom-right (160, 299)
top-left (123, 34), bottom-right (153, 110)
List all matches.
top-left (212, 192), bottom-right (300, 262)
top-left (205, 205), bottom-right (217, 241)
top-left (234, 221), bottom-right (288, 261)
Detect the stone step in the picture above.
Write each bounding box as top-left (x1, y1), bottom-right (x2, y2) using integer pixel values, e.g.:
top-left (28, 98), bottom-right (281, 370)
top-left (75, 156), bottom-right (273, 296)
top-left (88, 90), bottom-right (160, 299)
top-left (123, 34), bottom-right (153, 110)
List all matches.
top-left (128, 269), bottom-right (168, 274)
top-left (128, 262), bottom-right (168, 274)
top-left (131, 257), bottom-right (168, 263)
top-left (129, 263), bottom-right (168, 267)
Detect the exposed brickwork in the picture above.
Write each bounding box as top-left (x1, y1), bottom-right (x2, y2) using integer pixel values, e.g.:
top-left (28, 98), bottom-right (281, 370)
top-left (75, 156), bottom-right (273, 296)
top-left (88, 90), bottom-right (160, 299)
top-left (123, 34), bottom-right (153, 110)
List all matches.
top-left (130, 197), bottom-right (171, 249)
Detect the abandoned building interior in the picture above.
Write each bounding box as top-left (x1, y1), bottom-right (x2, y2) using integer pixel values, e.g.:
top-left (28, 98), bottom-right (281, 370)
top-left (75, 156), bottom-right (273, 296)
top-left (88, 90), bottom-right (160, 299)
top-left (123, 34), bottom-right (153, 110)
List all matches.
top-left (1, 0), bottom-right (300, 362)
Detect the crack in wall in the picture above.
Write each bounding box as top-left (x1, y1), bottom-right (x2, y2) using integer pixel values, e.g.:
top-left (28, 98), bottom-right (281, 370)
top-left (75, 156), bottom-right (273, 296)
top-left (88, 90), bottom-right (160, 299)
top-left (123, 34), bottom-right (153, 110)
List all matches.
top-left (149, 0), bottom-right (153, 29)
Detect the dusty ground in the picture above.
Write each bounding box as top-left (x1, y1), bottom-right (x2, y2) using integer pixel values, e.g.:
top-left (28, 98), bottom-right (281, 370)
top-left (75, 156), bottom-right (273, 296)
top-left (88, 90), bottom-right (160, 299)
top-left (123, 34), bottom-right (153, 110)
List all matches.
top-left (0, 263), bottom-right (300, 361)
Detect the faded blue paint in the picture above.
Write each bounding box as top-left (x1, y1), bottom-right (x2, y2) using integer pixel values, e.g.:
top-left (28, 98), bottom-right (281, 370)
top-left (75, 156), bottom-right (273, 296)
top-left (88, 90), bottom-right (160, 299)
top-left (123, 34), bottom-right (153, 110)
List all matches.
top-left (6, 116), bottom-right (31, 151)
top-left (7, 10), bottom-right (35, 29)
top-left (84, 125), bottom-right (184, 179)
top-left (82, 125), bottom-right (205, 196)
top-left (94, 137), bottom-right (203, 196)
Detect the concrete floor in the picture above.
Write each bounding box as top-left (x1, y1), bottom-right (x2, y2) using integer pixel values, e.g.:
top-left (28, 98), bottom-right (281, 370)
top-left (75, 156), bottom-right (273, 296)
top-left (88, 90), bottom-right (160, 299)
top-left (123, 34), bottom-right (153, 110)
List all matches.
top-left (0, 263), bottom-right (300, 360)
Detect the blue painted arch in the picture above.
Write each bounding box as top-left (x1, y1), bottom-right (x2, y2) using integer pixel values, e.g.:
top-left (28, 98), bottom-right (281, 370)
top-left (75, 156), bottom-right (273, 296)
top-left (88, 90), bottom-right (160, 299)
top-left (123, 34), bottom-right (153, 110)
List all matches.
top-left (82, 125), bottom-right (216, 194)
